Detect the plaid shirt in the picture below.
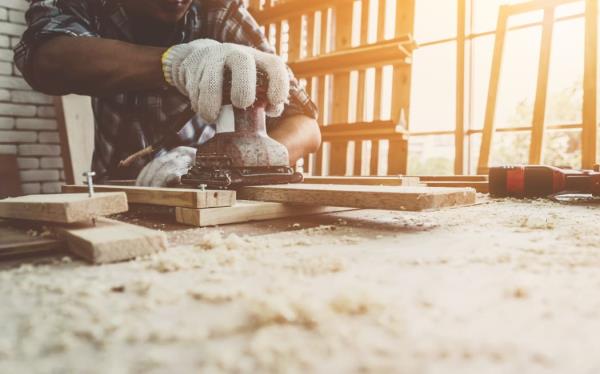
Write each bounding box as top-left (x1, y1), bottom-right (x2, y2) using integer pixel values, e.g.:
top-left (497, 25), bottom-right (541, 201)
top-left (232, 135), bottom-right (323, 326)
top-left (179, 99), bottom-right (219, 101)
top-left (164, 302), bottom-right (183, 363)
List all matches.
top-left (14, 0), bottom-right (317, 181)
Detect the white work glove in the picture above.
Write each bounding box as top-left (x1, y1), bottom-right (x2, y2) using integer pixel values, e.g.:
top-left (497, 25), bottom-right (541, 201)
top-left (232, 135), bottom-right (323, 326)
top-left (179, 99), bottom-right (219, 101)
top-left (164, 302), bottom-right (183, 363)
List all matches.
top-left (135, 146), bottom-right (197, 187)
top-left (162, 39), bottom-right (290, 123)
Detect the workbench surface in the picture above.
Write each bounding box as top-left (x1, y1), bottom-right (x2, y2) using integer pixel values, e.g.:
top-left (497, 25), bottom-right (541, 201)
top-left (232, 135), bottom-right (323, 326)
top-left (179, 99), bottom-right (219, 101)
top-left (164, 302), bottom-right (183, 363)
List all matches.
top-left (2, 197), bottom-right (600, 373)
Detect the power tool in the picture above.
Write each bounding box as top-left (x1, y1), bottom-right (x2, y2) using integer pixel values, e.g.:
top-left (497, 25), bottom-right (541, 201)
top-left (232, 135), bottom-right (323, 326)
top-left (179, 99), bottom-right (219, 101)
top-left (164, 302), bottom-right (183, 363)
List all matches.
top-left (180, 69), bottom-right (303, 189)
top-left (489, 165), bottom-right (600, 198)
top-left (120, 69), bottom-right (303, 189)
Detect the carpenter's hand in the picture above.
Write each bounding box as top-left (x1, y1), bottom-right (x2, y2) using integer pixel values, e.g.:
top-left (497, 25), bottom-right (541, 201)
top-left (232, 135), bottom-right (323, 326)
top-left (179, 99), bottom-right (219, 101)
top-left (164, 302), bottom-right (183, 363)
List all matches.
top-left (135, 146), bottom-right (196, 187)
top-left (162, 39), bottom-right (290, 123)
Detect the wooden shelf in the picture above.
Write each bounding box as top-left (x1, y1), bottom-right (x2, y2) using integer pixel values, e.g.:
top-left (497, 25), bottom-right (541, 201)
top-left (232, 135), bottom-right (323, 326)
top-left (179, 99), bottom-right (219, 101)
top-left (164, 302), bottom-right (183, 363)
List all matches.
top-left (320, 120), bottom-right (407, 140)
top-left (288, 37), bottom-right (414, 77)
top-left (251, 0), bottom-right (354, 24)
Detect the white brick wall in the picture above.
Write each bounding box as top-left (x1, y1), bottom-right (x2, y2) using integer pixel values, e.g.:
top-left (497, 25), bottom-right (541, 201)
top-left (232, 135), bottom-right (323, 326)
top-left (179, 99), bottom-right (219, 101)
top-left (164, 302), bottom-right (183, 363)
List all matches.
top-left (0, 0), bottom-right (65, 194)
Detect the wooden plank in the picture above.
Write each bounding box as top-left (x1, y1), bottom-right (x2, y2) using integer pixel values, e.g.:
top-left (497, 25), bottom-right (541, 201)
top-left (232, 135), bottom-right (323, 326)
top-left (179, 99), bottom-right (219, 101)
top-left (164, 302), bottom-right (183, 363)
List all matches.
top-left (455, 0), bottom-right (466, 174)
top-left (62, 185), bottom-right (235, 209)
top-left (370, 140), bottom-right (379, 175)
top-left (305, 12), bottom-right (315, 58)
top-left (477, 7), bottom-right (508, 174)
top-left (0, 155), bottom-right (22, 198)
top-left (372, 0), bottom-right (387, 120)
top-left (320, 120), bottom-right (406, 137)
top-left (424, 181), bottom-right (489, 194)
top-left (319, 8), bottom-right (330, 55)
top-left (505, 0), bottom-right (580, 15)
top-left (288, 18), bottom-right (301, 62)
top-left (0, 193), bottom-right (128, 224)
top-left (288, 37), bottom-right (412, 77)
top-left (314, 147), bottom-right (324, 175)
top-left (528, 7), bottom-right (555, 164)
top-left (175, 201), bottom-right (350, 227)
top-left (317, 75), bottom-right (328, 125)
top-left (253, 0), bottom-right (354, 24)
top-left (303, 175), bottom-right (422, 185)
top-left (388, 0), bottom-right (414, 175)
top-left (54, 95), bottom-right (95, 185)
top-left (57, 217), bottom-right (167, 264)
top-left (0, 226), bottom-right (63, 261)
top-left (273, 22), bottom-right (281, 55)
top-left (355, 0), bottom-right (370, 123)
top-left (329, 2), bottom-right (354, 175)
top-left (582, 0), bottom-right (598, 169)
top-left (353, 140), bottom-right (363, 175)
top-left (329, 141), bottom-right (348, 175)
top-left (416, 175), bottom-right (488, 182)
top-left (238, 184), bottom-right (476, 211)
top-left (387, 135), bottom-right (407, 175)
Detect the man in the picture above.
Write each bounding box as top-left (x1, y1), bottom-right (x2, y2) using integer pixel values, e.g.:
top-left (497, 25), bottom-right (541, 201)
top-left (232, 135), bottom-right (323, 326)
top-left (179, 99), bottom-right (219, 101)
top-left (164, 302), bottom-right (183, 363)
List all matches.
top-left (14, 0), bottom-right (320, 186)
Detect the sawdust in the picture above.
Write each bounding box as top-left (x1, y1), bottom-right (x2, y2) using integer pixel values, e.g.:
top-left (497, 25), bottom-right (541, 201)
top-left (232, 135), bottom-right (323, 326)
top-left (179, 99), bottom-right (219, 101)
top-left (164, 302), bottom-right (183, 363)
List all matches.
top-left (3, 198), bottom-right (600, 372)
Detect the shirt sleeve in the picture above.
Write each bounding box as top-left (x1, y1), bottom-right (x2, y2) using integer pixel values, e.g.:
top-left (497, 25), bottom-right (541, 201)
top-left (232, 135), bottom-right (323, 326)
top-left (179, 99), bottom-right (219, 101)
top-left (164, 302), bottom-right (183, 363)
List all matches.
top-left (206, 0), bottom-right (319, 124)
top-left (14, 0), bottom-right (100, 88)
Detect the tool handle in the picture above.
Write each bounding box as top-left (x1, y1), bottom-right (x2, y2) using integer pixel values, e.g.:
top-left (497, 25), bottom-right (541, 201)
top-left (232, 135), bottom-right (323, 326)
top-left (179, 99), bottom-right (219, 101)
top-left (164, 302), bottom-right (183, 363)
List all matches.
top-left (221, 68), bottom-right (268, 105)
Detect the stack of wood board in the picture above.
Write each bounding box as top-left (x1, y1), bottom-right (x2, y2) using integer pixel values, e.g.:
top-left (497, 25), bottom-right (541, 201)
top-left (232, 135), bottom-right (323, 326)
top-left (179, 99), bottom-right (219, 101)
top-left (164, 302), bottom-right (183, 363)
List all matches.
top-left (62, 183), bottom-right (477, 226)
top-left (61, 185), bottom-right (235, 208)
top-left (62, 185), bottom-right (348, 227)
top-left (0, 192), bottom-right (167, 264)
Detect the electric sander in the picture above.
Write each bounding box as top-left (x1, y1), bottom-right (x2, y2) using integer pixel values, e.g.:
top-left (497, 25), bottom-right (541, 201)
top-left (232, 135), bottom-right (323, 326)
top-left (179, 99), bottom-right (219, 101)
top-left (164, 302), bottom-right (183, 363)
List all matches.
top-left (489, 165), bottom-right (600, 198)
top-left (180, 69), bottom-right (303, 189)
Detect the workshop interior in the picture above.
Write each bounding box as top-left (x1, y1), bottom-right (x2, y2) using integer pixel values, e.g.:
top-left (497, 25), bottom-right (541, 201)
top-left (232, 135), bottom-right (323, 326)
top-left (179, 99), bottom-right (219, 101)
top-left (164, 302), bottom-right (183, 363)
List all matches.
top-left (0, 0), bottom-right (599, 372)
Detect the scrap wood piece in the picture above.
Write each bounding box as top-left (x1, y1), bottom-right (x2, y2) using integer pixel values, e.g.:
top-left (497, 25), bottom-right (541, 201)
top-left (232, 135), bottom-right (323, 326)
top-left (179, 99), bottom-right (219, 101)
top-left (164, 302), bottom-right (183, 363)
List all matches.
top-left (62, 184), bottom-right (235, 209)
top-left (0, 192), bottom-right (128, 224)
top-left (0, 226), bottom-right (64, 261)
top-left (56, 217), bottom-right (167, 264)
top-left (238, 184), bottom-right (476, 211)
top-left (175, 200), bottom-right (350, 227)
top-left (302, 176), bottom-right (422, 186)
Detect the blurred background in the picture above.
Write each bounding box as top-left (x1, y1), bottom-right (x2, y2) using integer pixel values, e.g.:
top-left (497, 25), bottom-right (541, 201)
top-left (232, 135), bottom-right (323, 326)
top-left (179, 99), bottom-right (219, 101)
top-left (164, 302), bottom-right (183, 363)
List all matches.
top-left (0, 0), bottom-right (598, 198)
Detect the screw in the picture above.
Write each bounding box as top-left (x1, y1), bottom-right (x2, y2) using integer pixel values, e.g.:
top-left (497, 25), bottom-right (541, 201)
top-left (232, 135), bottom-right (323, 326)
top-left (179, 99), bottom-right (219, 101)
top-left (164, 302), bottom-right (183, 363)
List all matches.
top-left (83, 171), bottom-right (96, 197)
top-left (198, 184), bottom-right (207, 191)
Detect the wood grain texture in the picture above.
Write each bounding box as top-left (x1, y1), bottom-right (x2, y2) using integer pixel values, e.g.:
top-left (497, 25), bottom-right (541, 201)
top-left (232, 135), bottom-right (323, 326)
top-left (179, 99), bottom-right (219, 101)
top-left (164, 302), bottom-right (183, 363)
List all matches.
top-left (57, 218), bottom-right (167, 264)
top-left (62, 185), bottom-right (235, 209)
top-left (175, 201), bottom-right (350, 227)
top-left (0, 193), bottom-right (128, 223)
top-left (238, 184), bottom-right (476, 211)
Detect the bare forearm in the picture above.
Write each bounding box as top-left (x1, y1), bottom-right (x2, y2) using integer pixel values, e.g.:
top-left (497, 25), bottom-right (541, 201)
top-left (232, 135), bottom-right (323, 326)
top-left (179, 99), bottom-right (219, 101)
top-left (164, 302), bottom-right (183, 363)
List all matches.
top-left (269, 115), bottom-right (321, 165)
top-left (30, 36), bottom-right (165, 96)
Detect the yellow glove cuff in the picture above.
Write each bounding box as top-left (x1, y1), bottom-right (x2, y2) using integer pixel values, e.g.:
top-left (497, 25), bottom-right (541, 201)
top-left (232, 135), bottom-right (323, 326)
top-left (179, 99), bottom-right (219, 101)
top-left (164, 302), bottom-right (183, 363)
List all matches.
top-left (161, 47), bottom-right (175, 85)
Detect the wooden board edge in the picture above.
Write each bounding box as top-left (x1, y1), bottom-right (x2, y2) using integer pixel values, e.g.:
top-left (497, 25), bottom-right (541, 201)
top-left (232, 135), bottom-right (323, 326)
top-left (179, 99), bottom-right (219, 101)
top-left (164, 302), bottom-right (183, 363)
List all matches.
top-left (57, 218), bottom-right (168, 264)
top-left (175, 202), bottom-right (352, 227)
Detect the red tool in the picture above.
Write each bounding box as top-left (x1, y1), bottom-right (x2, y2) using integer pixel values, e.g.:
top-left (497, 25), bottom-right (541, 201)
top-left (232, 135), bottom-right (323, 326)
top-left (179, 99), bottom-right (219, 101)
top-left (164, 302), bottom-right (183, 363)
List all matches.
top-left (180, 69), bottom-right (303, 189)
top-left (489, 165), bottom-right (600, 198)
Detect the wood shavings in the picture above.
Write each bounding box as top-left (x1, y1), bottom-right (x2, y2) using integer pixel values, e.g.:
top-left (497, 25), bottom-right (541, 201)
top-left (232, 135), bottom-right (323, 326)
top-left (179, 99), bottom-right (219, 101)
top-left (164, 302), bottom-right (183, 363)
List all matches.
top-left (3, 199), bottom-right (600, 373)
